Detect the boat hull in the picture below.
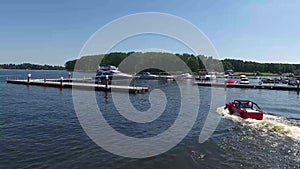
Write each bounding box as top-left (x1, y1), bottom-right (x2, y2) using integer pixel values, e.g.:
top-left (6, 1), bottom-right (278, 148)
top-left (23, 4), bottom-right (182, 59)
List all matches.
top-left (225, 101), bottom-right (263, 120)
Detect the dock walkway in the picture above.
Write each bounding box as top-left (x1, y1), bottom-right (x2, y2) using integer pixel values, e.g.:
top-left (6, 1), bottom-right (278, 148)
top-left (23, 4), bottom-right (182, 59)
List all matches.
top-left (194, 81), bottom-right (299, 92)
top-left (6, 79), bottom-right (148, 94)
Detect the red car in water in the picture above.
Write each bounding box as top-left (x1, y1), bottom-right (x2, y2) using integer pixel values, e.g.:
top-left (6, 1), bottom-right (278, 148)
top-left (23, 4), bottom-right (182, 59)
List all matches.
top-left (225, 100), bottom-right (264, 120)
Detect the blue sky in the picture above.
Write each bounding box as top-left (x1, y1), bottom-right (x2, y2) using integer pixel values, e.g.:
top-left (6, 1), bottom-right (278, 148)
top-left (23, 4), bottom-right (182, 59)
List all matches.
top-left (1, 0), bottom-right (300, 65)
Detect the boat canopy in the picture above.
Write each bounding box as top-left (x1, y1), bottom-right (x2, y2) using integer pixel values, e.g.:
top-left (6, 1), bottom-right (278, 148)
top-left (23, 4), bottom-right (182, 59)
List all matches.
top-left (233, 100), bottom-right (261, 110)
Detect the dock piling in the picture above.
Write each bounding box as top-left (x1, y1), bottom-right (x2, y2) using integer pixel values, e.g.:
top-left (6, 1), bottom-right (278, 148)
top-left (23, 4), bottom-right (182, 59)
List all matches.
top-left (297, 81), bottom-right (299, 95)
top-left (27, 74), bottom-right (31, 83)
top-left (60, 77), bottom-right (64, 86)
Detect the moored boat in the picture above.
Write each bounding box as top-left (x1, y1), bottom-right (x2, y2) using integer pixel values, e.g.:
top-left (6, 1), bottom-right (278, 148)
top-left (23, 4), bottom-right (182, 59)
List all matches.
top-left (261, 77), bottom-right (280, 84)
top-left (137, 72), bottom-right (159, 79)
top-left (239, 75), bottom-right (249, 84)
top-left (95, 65), bottom-right (132, 82)
top-left (179, 73), bottom-right (194, 79)
top-left (204, 72), bottom-right (217, 80)
top-left (226, 79), bottom-right (237, 84)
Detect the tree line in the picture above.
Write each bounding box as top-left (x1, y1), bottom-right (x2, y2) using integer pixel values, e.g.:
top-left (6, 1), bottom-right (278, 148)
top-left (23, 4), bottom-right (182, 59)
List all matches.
top-left (65, 52), bottom-right (223, 73)
top-left (65, 52), bottom-right (300, 75)
top-left (0, 63), bottom-right (65, 70)
top-left (222, 59), bottom-right (300, 75)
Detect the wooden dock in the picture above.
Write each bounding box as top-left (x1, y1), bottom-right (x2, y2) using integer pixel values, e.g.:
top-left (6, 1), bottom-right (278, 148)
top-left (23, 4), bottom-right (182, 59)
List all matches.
top-left (6, 79), bottom-right (149, 94)
top-left (194, 82), bottom-right (300, 92)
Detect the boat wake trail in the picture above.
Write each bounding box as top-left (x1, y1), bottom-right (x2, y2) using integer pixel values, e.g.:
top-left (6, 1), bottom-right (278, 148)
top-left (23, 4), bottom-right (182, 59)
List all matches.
top-left (216, 107), bottom-right (300, 141)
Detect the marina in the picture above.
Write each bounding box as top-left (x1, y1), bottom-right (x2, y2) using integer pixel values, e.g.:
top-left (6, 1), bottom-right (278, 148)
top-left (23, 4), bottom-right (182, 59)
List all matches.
top-left (2, 0), bottom-right (300, 168)
top-left (6, 76), bottom-right (299, 94)
top-left (1, 69), bottom-right (300, 168)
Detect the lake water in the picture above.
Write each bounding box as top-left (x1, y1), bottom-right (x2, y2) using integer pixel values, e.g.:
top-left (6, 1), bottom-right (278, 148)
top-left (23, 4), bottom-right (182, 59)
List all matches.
top-left (1, 70), bottom-right (299, 168)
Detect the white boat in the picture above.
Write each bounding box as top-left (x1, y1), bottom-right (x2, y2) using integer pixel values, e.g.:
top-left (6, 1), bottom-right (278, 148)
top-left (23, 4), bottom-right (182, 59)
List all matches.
top-left (204, 72), bottom-right (217, 80)
top-left (179, 73), bottom-right (194, 79)
top-left (95, 65), bottom-right (132, 80)
top-left (240, 75), bottom-right (247, 79)
top-left (240, 78), bottom-right (249, 84)
top-left (138, 72), bottom-right (159, 79)
top-left (239, 75), bottom-right (249, 84)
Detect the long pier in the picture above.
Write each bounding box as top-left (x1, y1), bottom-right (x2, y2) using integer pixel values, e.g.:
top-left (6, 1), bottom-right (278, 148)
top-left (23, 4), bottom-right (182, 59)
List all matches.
top-left (6, 79), bottom-right (149, 94)
top-left (194, 82), bottom-right (300, 92)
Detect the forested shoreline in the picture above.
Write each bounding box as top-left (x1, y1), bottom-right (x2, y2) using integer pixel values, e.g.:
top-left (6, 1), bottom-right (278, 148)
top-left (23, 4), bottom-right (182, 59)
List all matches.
top-left (65, 52), bottom-right (300, 75)
top-left (2, 52), bottom-right (299, 75)
top-left (0, 63), bottom-right (65, 70)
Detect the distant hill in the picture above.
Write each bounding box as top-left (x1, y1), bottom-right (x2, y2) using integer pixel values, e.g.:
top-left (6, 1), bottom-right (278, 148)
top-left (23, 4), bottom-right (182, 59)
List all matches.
top-left (64, 52), bottom-right (222, 73)
top-left (0, 63), bottom-right (65, 70)
top-left (64, 52), bottom-right (300, 75)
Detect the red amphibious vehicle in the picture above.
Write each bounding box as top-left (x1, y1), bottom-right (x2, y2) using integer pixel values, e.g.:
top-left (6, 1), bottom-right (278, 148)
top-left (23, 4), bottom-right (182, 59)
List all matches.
top-left (225, 100), bottom-right (264, 120)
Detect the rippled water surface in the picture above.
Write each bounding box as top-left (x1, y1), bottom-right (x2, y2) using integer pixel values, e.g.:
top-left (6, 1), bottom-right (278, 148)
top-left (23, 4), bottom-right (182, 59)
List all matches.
top-left (0, 70), bottom-right (299, 168)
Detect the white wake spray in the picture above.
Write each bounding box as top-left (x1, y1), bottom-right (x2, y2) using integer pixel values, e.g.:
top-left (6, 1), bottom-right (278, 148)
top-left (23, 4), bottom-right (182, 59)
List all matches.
top-left (217, 107), bottom-right (300, 141)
